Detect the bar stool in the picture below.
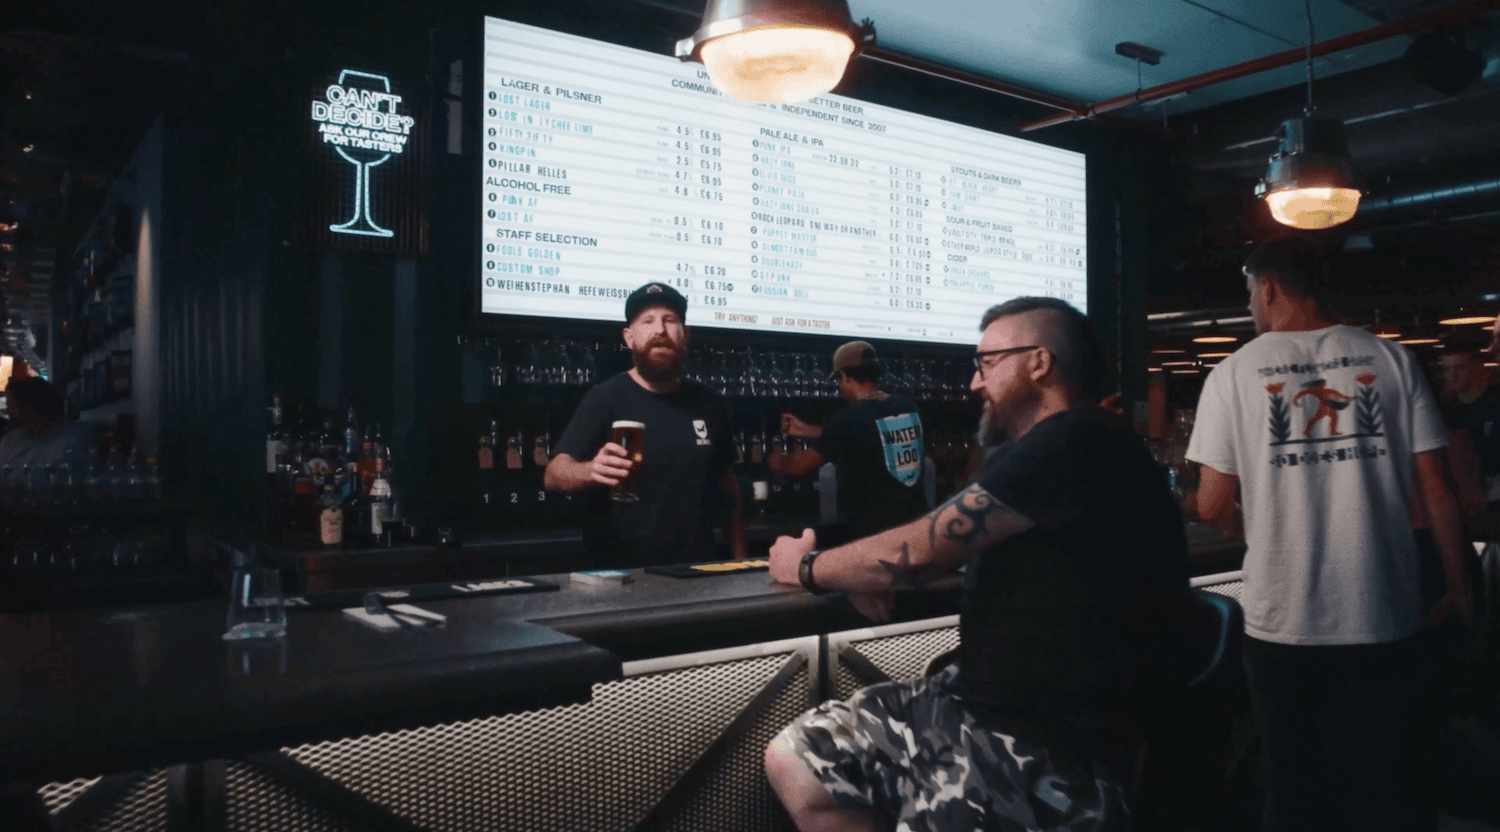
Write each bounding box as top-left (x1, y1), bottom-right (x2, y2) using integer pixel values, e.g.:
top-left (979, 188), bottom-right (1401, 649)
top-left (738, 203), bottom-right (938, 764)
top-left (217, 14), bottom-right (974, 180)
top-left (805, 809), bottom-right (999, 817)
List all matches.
top-left (1123, 588), bottom-right (1245, 831)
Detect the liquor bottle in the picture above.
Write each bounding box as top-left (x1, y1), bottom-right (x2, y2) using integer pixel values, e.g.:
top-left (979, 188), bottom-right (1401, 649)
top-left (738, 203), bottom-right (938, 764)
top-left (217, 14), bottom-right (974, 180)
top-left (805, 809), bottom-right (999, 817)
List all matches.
top-left (357, 427), bottom-right (377, 495)
top-left (318, 482), bottom-right (344, 547)
top-left (368, 457), bottom-right (393, 547)
top-left (371, 423), bottom-right (386, 463)
top-left (306, 417), bottom-right (337, 483)
top-left (343, 406), bottom-right (360, 466)
top-left (342, 472), bottom-right (365, 548)
top-left (267, 394), bottom-right (286, 476)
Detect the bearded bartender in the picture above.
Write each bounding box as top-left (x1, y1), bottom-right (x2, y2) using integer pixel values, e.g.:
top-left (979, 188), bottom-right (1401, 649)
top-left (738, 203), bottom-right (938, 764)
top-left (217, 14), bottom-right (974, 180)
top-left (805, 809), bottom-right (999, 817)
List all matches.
top-left (545, 282), bottom-right (747, 566)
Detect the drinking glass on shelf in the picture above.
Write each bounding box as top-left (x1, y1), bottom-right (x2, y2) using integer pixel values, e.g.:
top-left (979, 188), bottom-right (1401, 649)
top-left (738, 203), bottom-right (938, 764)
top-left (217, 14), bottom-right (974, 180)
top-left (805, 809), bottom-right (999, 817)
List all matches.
top-left (709, 351), bottom-right (730, 396)
top-left (486, 341), bottom-right (506, 388)
top-left (745, 350), bottom-right (766, 398)
top-left (518, 343), bottom-right (543, 385)
top-left (916, 360), bottom-right (936, 401)
top-left (899, 360), bottom-right (919, 398)
top-left (577, 342), bottom-right (599, 386)
top-left (767, 354), bottom-right (787, 399)
top-left (791, 354), bottom-right (810, 398)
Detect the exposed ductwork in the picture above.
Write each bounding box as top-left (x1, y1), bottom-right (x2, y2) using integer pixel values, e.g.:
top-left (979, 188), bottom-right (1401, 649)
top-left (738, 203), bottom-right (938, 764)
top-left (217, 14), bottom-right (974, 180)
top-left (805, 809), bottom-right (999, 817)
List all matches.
top-left (1358, 174), bottom-right (1500, 216)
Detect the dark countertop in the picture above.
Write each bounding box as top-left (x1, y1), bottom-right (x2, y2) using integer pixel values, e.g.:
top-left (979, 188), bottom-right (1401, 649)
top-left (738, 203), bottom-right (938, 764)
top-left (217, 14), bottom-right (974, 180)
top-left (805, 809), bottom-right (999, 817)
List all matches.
top-left (0, 597), bottom-right (620, 784)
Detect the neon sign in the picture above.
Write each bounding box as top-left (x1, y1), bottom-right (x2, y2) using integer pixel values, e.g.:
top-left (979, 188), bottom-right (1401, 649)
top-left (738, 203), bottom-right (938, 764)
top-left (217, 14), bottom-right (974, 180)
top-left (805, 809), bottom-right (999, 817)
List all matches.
top-left (311, 70), bottom-right (415, 238)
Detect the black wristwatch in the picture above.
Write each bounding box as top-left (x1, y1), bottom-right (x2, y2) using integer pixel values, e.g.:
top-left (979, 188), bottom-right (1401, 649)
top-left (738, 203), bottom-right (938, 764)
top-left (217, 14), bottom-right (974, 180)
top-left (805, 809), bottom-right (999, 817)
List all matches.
top-left (799, 549), bottom-right (823, 593)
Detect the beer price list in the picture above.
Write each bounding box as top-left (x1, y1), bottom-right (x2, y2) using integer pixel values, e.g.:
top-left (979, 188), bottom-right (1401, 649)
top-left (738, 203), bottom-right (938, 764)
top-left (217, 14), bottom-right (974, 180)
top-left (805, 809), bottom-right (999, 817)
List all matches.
top-left (480, 17), bottom-right (1087, 346)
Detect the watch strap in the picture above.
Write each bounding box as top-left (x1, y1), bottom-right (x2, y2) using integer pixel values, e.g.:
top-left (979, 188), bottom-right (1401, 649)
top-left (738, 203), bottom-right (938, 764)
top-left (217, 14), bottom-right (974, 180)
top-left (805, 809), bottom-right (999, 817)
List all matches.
top-left (799, 549), bottom-right (822, 593)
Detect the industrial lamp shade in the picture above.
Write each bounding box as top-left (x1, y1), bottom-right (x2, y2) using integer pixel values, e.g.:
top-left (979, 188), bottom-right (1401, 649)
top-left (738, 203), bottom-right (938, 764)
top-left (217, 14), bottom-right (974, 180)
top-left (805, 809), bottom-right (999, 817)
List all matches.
top-left (676, 0), bottom-right (859, 104)
top-left (1255, 116), bottom-right (1363, 230)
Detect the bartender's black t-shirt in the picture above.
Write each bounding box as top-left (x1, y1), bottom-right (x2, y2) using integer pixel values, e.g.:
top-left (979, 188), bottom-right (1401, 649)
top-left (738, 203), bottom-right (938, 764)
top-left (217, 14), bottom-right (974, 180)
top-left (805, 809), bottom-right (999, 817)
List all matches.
top-left (958, 404), bottom-right (1190, 740)
top-left (554, 371), bottom-right (735, 566)
top-left (812, 394), bottom-right (929, 539)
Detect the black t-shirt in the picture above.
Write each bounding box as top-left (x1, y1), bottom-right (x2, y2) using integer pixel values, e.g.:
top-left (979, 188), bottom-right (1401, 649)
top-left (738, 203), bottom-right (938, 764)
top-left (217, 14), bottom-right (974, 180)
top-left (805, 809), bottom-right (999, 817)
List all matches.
top-left (554, 372), bottom-right (735, 566)
top-left (958, 404), bottom-right (1190, 736)
top-left (1448, 385), bottom-right (1500, 477)
top-left (812, 394), bottom-right (929, 539)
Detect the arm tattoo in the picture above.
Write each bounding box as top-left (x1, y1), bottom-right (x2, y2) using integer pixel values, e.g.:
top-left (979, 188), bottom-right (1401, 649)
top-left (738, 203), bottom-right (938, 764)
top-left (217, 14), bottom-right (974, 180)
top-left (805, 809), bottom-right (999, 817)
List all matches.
top-left (887, 484), bottom-right (1026, 591)
top-left (878, 543), bottom-right (926, 590)
top-left (930, 484), bottom-right (997, 548)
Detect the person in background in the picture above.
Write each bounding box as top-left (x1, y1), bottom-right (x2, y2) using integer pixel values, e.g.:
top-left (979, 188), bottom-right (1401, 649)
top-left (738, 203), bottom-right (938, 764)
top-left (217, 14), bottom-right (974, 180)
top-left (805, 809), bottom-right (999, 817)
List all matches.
top-left (771, 341), bottom-right (929, 544)
top-left (1439, 345), bottom-right (1500, 500)
top-left (763, 297), bottom-right (1190, 832)
top-left (1188, 235), bottom-right (1472, 832)
top-left (544, 282), bottom-right (746, 566)
top-left (0, 377), bottom-right (93, 470)
top-left (1411, 357), bottom-right (1487, 613)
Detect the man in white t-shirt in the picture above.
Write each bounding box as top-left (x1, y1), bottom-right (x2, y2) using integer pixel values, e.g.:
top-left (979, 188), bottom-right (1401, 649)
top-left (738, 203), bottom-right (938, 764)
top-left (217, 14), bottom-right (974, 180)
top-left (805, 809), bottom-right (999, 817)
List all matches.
top-left (1187, 236), bottom-right (1473, 832)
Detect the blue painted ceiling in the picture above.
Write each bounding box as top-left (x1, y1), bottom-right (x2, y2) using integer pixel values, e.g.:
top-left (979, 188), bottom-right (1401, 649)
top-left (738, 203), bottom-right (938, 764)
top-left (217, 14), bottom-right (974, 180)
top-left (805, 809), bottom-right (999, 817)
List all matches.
top-left (848, 0), bottom-right (1409, 113)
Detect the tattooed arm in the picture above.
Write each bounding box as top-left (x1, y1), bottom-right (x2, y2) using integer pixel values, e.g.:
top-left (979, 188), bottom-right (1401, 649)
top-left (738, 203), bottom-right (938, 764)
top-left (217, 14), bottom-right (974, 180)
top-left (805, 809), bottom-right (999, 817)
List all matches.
top-left (768, 483), bottom-right (1036, 592)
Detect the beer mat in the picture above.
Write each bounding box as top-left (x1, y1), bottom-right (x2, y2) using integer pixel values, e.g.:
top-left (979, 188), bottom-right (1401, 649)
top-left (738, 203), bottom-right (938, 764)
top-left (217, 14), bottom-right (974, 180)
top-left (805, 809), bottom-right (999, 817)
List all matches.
top-left (285, 576), bottom-right (558, 611)
top-left (644, 559), bottom-right (771, 578)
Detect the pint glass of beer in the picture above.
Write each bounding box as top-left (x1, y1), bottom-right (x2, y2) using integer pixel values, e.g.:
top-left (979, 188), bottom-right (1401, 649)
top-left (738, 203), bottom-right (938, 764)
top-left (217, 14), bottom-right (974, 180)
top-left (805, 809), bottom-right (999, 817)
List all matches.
top-left (609, 421), bottom-right (645, 502)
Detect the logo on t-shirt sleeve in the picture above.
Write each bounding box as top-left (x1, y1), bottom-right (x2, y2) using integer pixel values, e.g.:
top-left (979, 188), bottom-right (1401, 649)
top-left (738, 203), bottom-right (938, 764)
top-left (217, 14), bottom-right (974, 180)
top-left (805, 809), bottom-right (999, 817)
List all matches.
top-left (693, 419), bottom-right (711, 446)
top-left (876, 413), bottom-right (923, 486)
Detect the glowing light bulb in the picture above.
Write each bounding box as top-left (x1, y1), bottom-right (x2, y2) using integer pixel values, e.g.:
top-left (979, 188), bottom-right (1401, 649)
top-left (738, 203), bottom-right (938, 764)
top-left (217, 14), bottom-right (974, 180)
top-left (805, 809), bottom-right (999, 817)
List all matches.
top-left (700, 26), bottom-right (855, 104)
top-left (1264, 187), bottom-right (1361, 230)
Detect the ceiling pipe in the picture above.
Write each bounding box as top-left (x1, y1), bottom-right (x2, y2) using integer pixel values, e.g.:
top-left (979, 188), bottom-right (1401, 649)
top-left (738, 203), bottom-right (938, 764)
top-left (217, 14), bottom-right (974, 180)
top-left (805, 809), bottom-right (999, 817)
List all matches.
top-left (1016, 0), bottom-right (1500, 133)
top-left (1359, 175), bottom-right (1500, 215)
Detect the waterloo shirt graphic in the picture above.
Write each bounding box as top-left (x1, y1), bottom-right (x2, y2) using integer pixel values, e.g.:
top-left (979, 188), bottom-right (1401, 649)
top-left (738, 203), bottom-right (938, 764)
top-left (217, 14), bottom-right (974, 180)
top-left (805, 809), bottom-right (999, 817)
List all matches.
top-left (1264, 366), bottom-right (1386, 469)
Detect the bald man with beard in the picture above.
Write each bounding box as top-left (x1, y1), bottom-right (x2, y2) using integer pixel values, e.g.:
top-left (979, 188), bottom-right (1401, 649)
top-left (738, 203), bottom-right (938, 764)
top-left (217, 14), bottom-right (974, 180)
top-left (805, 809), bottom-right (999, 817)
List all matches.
top-left (762, 297), bottom-right (1189, 832)
top-left (545, 282), bottom-right (746, 567)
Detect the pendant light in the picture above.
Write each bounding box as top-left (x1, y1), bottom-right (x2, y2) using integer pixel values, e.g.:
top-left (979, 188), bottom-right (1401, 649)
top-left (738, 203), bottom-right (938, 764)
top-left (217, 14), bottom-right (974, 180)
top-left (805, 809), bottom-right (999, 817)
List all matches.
top-left (676, 0), bottom-right (869, 104)
top-left (1369, 310), bottom-right (1401, 339)
top-left (1254, 0), bottom-right (1363, 230)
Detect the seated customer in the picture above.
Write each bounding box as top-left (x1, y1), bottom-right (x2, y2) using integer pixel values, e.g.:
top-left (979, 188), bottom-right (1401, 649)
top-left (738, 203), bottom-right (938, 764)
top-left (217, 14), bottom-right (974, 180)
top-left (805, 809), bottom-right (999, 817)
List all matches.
top-left (0, 377), bottom-right (93, 470)
top-left (764, 298), bottom-right (1190, 832)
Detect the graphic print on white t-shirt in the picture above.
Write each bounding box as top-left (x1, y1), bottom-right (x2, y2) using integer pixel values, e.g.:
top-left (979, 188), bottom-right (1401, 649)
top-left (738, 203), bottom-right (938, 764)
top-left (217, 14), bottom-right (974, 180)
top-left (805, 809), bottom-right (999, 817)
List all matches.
top-left (1263, 368), bottom-right (1388, 469)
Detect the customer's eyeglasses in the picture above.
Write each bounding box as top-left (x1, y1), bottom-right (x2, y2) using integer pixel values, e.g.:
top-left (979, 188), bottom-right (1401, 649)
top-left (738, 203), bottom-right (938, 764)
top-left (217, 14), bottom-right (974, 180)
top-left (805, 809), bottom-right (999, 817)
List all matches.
top-left (972, 345), bottom-right (1041, 379)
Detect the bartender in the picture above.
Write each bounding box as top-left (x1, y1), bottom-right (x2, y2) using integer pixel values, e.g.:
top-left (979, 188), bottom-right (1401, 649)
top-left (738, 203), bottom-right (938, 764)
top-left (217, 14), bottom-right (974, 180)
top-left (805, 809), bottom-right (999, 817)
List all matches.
top-left (772, 341), bottom-right (929, 544)
top-left (544, 282), bottom-right (747, 566)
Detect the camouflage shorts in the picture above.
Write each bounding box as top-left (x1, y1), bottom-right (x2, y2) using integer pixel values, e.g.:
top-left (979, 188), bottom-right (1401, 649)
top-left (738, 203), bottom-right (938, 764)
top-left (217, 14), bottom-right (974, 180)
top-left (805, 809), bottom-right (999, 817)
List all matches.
top-left (778, 664), bottom-right (1127, 832)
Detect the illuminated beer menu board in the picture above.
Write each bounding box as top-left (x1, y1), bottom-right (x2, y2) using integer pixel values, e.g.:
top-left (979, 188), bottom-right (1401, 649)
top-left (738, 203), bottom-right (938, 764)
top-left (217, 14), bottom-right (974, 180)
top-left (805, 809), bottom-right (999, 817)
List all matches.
top-left (480, 16), bottom-right (1087, 345)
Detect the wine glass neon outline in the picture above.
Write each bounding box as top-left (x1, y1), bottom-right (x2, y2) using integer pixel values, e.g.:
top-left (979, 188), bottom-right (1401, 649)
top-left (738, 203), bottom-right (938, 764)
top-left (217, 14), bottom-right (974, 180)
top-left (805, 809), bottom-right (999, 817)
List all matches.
top-left (329, 69), bottom-right (399, 238)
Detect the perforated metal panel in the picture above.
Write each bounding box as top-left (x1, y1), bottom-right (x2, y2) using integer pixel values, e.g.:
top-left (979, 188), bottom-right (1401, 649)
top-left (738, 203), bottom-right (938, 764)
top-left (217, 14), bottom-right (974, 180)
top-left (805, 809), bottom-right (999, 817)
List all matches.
top-left (657, 665), bottom-right (808, 832)
top-left (227, 761), bottom-right (355, 832)
top-left (833, 625), bottom-right (960, 700)
top-left (282, 652), bottom-right (802, 832)
top-left (55, 769), bottom-right (167, 832)
top-left (1200, 580), bottom-right (1243, 600)
top-left (39, 776), bottom-right (102, 814)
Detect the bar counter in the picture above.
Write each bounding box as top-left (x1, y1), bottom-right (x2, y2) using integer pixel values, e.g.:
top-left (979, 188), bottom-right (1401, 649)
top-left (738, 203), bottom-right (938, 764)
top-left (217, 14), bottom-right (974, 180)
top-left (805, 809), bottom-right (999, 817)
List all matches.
top-left (6, 533), bottom-right (1247, 832)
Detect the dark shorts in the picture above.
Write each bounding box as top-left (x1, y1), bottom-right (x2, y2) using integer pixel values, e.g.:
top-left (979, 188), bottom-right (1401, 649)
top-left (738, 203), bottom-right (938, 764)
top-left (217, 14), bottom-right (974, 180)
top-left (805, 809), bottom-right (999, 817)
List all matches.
top-left (778, 664), bottom-right (1127, 832)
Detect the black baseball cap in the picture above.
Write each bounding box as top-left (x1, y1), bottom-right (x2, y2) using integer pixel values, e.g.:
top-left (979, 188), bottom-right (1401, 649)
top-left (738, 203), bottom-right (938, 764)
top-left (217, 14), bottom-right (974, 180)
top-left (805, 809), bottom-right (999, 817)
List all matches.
top-left (625, 282), bottom-right (688, 324)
